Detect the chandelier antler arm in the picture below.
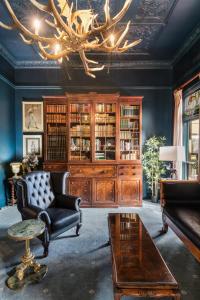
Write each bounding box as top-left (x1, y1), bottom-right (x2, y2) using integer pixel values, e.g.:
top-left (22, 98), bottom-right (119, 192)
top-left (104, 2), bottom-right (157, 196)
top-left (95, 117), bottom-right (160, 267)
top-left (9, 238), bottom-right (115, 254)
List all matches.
top-left (30, 0), bottom-right (50, 13)
top-left (118, 38), bottom-right (142, 51)
top-left (49, 0), bottom-right (73, 38)
top-left (19, 33), bottom-right (33, 45)
top-left (0, 21), bottom-right (14, 30)
top-left (79, 50), bottom-right (104, 78)
top-left (38, 41), bottom-right (70, 60)
top-left (89, 0), bottom-right (132, 35)
top-left (2, 0), bottom-right (57, 45)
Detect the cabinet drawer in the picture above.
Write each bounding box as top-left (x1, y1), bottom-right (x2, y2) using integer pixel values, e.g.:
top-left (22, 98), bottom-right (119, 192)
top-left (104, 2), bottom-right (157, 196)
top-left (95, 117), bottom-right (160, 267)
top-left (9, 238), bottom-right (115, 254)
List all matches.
top-left (118, 165), bottom-right (141, 177)
top-left (43, 164), bottom-right (67, 171)
top-left (69, 179), bottom-right (91, 207)
top-left (69, 166), bottom-right (117, 177)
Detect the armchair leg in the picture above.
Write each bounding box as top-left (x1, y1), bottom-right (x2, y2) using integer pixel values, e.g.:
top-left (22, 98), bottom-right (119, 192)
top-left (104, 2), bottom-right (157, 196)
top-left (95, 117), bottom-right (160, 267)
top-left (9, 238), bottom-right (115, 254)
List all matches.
top-left (42, 228), bottom-right (50, 257)
top-left (161, 214), bottom-right (168, 234)
top-left (76, 223), bottom-right (82, 236)
top-left (42, 241), bottom-right (49, 257)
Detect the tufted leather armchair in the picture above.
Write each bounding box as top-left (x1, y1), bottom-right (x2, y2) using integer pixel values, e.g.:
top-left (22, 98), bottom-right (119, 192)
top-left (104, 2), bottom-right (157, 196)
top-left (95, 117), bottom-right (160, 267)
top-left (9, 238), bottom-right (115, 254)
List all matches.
top-left (16, 171), bottom-right (82, 256)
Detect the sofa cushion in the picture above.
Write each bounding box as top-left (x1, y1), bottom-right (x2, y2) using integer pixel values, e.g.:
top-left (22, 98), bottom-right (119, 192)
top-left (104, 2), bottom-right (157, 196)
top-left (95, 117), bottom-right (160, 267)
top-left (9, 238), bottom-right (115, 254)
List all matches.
top-left (164, 206), bottom-right (200, 248)
top-left (46, 208), bottom-right (80, 232)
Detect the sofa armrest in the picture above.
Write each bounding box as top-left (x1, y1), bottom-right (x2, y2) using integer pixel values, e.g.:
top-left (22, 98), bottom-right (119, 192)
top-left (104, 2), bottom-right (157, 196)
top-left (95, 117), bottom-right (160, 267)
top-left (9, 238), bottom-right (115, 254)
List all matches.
top-left (56, 194), bottom-right (81, 211)
top-left (21, 205), bottom-right (51, 227)
top-left (160, 180), bottom-right (200, 207)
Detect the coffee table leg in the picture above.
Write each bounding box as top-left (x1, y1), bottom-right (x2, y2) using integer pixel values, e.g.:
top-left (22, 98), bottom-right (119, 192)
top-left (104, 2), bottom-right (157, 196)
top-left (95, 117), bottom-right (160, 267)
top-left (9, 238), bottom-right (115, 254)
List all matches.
top-left (114, 287), bottom-right (122, 300)
top-left (174, 293), bottom-right (181, 300)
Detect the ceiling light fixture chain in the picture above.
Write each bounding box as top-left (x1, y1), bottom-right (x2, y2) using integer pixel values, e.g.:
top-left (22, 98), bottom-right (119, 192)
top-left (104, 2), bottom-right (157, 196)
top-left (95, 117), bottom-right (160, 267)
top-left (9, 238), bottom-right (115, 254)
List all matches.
top-left (0, 0), bottom-right (142, 78)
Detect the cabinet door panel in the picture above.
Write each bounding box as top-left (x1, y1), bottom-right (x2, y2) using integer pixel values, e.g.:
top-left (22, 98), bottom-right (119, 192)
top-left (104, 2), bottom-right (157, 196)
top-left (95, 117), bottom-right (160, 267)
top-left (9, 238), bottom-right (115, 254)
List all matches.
top-left (119, 179), bottom-right (141, 206)
top-left (69, 179), bottom-right (91, 207)
top-left (94, 179), bottom-right (116, 205)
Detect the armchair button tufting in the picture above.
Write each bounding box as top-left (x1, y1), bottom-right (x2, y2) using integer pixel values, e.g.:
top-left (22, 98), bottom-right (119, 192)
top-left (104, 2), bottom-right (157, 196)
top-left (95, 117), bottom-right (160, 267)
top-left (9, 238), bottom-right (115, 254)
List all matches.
top-left (32, 193), bottom-right (35, 197)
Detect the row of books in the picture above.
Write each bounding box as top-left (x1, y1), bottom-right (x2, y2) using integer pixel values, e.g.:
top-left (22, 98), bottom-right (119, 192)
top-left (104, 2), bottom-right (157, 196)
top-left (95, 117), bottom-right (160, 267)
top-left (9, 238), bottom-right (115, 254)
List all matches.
top-left (95, 125), bottom-right (115, 136)
top-left (70, 125), bottom-right (90, 135)
top-left (120, 119), bottom-right (139, 129)
top-left (47, 105), bottom-right (66, 113)
top-left (47, 125), bottom-right (67, 134)
top-left (96, 103), bottom-right (116, 113)
top-left (47, 135), bottom-right (66, 148)
top-left (70, 113), bottom-right (90, 123)
top-left (95, 114), bottom-right (116, 123)
top-left (120, 105), bottom-right (139, 117)
top-left (120, 152), bottom-right (139, 160)
top-left (46, 114), bottom-right (66, 123)
top-left (47, 149), bottom-right (66, 161)
top-left (120, 140), bottom-right (138, 151)
top-left (120, 131), bottom-right (139, 139)
top-left (70, 104), bottom-right (90, 113)
top-left (95, 152), bottom-right (105, 160)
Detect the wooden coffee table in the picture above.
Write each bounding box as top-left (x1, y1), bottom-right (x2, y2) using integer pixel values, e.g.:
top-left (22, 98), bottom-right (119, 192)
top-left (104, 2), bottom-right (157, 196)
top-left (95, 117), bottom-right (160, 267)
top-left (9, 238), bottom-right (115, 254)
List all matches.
top-left (108, 213), bottom-right (181, 300)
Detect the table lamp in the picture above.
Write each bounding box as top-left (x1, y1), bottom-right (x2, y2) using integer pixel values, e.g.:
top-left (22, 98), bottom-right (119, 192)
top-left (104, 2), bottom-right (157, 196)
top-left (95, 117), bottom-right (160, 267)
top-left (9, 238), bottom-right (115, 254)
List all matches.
top-left (10, 162), bottom-right (22, 178)
top-left (159, 146), bottom-right (186, 179)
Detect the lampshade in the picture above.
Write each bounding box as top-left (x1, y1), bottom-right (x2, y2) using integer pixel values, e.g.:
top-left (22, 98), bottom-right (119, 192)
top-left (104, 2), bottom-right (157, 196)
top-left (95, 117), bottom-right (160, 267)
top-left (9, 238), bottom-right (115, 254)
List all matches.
top-left (159, 146), bottom-right (186, 162)
top-left (10, 162), bottom-right (22, 178)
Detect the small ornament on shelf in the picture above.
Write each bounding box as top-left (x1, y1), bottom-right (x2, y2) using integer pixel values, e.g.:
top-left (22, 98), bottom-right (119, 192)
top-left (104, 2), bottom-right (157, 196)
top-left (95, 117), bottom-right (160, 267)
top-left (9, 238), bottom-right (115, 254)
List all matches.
top-left (22, 152), bottom-right (39, 174)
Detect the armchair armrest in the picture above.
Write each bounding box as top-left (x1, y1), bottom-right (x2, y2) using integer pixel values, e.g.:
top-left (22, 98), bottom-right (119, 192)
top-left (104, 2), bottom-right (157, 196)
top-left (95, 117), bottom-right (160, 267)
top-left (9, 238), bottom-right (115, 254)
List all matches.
top-left (56, 194), bottom-right (81, 211)
top-left (21, 205), bottom-right (51, 227)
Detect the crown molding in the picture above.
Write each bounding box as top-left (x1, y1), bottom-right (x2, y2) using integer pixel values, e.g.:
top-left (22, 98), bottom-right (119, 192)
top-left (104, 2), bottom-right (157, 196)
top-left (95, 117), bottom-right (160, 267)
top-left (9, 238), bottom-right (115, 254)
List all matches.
top-left (172, 23), bottom-right (200, 65)
top-left (14, 85), bottom-right (172, 91)
top-left (0, 74), bottom-right (15, 88)
top-left (0, 44), bottom-right (15, 67)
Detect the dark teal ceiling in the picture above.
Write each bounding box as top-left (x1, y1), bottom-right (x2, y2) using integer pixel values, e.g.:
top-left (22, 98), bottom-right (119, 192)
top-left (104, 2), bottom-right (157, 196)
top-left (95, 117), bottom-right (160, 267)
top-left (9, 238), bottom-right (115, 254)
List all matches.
top-left (0, 0), bottom-right (200, 66)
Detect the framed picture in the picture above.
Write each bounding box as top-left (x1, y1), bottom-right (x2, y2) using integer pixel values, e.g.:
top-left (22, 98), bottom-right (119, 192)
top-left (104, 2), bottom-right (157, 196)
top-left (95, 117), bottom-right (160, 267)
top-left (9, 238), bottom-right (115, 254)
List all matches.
top-left (23, 135), bottom-right (42, 157)
top-left (22, 101), bottom-right (43, 132)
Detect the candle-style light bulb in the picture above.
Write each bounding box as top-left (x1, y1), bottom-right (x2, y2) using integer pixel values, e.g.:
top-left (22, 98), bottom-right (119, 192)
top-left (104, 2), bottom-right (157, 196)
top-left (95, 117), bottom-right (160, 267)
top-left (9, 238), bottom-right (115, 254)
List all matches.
top-left (33, 18), bottom-right (41, 34)
top-left (110, 34), bottom-right (115, 47)
top-left (54, 43), bottom-right (63, 64)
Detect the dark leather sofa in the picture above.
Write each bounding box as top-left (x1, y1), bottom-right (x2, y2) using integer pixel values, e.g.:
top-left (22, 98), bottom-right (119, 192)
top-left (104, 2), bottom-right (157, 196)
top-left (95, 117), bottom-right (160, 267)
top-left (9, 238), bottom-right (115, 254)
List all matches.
top-left (16, 171), bottom-right (82, 256)
top-left (160, 180), bottom-right (200, 262)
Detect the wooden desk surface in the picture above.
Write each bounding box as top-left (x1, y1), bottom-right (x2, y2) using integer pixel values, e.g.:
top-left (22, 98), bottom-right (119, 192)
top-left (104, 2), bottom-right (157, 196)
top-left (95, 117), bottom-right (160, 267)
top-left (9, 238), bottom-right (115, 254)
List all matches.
top-left (108, 213), bottom-right (179, 290)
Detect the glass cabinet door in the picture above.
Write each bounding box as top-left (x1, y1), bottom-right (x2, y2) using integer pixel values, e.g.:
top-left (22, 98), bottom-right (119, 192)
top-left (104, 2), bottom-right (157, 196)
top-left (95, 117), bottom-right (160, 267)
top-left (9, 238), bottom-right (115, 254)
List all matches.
top-left (120, 104), bottom-right (140, 160)
top-left (69, 103), bottom-right (91, 161)
top-left (95, 103), bottom-right (116, 160)
top-left (46, 104), bottom-right (67, 161)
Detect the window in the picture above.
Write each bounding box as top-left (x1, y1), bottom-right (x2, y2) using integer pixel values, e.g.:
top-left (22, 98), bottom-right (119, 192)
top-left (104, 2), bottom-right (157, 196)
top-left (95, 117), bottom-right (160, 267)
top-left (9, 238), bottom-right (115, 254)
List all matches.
top-left (183, 88), bottom-right (200, 180)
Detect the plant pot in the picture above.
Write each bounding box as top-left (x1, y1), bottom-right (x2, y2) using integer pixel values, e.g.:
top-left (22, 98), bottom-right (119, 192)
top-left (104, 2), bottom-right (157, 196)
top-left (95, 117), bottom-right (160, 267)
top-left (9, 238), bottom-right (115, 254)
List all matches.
top-left (151, 188), bottom-right (160, 203)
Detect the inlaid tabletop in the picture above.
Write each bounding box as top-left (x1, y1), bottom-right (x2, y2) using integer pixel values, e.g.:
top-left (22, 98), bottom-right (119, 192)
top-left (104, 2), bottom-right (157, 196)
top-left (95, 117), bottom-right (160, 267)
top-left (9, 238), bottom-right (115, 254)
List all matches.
top-left (8, 219), bottom-right (45, 241)
top-left (108, 213), bottom-right (178, 289)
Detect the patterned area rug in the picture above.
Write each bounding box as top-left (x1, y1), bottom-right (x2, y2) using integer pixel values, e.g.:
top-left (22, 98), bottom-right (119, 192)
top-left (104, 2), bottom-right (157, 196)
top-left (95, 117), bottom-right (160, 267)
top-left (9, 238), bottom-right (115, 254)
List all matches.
top-left (0, 202), bottom-right (200, 300)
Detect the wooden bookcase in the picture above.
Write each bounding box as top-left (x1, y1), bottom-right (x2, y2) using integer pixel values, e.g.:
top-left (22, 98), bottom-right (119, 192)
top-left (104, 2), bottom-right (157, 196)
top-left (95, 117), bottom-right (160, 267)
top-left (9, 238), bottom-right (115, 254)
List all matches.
top-left (43, 93), bottom-right (143, 207)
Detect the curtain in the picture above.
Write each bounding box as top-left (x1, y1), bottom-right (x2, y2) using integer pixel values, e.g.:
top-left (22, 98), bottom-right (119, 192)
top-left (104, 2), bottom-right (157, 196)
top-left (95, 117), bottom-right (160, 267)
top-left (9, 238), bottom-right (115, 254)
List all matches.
top-left (173, 89), bottom-right (183, 179)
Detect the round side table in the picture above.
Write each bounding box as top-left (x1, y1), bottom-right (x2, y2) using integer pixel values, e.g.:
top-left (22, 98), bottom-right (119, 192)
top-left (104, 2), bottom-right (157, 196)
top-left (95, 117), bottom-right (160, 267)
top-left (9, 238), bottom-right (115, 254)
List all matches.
top-left (6, 219), bottom-right (48, 290)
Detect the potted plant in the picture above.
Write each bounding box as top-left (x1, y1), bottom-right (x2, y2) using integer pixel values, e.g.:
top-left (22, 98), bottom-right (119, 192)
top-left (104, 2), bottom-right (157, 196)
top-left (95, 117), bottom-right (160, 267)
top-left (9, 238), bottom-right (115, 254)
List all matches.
top-left (142, 136), bottom-right (167, 202)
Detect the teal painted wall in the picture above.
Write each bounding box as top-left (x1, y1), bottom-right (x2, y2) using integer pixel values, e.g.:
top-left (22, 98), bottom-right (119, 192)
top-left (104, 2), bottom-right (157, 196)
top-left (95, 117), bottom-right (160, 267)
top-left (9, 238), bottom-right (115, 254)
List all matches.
top-left (0, 77), bottom-right (15, 207)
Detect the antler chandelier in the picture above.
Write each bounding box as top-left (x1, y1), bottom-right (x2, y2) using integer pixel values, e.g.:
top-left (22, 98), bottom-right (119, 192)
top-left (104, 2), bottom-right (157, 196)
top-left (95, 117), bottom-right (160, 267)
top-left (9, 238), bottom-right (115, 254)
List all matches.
top-left (0, 0), bottom-right (141, 78)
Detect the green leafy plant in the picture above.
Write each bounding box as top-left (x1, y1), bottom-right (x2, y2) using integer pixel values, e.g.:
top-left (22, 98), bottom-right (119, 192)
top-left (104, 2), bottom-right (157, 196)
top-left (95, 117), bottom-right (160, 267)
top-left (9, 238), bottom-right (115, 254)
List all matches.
top-left (142, 136), bottom-right (167, 199)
